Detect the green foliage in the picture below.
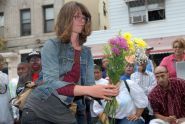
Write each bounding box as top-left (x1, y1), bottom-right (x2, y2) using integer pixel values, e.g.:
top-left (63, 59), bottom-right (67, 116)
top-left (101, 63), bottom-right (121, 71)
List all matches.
top-left (0, 37), bottom-right (6, 50)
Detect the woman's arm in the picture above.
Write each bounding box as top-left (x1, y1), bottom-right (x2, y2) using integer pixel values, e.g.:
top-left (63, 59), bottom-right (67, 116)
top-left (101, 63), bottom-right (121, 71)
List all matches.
top-left (74, 84), bottom-right (119, 100)
top-left (127, 108), bottom-right (144, 121)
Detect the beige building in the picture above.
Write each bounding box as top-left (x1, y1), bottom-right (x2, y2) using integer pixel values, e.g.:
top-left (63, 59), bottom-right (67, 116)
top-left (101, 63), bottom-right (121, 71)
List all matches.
top-left (0, 0), bottom-right (109, 80)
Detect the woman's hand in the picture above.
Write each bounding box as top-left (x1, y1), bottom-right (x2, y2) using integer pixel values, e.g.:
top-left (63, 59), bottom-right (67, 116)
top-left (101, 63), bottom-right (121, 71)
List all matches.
top-left (87, 84), bottom-right (119, 100)
top-left (127, 114), bottom-right (140, 121)
top-left (127, 108), bottom-right (144, 121)
top-left (74, 84), bottom-right (119, 100)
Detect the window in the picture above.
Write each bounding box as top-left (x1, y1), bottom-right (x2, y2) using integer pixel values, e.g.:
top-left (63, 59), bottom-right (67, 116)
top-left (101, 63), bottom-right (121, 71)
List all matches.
top-left (148, 9), bottom-right (165, 21)
top-left (21, 53), bottom-right (29, 62)
top-left (0, 12), bottom-right (4, 36)
top-left (43, 5), bottom-right (54, 33)
top-left (103, 1), bottom-right (107, 16)
top-left (20, 9), bottom-right (31, 36)
top-left (127, 0), bottom-right (165, 24)
top-left (148, 0), bottom-right (165, 21)
top-left (0, 13), bottom-right (4, 27)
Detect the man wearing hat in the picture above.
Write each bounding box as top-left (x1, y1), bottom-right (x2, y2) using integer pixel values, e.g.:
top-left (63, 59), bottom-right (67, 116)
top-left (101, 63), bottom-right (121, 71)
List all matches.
top-left (131, 48), bottom-right (157, 124)
top-left (134, 47), bottom-right (155, 73)
top-left (26, 50), bottom-right (42, 82)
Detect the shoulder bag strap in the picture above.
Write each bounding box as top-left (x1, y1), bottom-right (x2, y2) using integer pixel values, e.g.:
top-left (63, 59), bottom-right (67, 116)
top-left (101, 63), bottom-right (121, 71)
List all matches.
top-left (124, 80), bottom-right (130, 93)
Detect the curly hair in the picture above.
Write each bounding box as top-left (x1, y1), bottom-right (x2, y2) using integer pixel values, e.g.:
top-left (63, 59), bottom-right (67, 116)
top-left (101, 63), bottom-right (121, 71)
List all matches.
top-left (55, 1), bottom-right (92, 45)
top-left (172, 38), bottom-right (185, 49)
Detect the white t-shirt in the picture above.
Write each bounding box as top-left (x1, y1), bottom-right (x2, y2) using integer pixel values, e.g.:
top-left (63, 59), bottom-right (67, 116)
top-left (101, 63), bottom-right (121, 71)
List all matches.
top-left (90, 78), bottom-right (109, 117)
top-left (131, 71), bottom-right (156, 95)
top-left (92, 80), bottom-right (148, 119)
top-left (9, 77), bottom-right (19, 120)
top-left (131, 71), bottom-right (157, 115)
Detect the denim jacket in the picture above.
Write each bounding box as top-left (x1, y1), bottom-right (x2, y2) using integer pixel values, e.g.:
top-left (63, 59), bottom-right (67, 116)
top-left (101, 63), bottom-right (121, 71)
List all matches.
top-left (32, 38), bottom-right (95, 105)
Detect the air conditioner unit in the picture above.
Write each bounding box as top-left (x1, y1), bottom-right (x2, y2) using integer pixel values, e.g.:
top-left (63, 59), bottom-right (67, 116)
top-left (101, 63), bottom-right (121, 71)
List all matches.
top-left (131, 15), bottom-right (146, 24)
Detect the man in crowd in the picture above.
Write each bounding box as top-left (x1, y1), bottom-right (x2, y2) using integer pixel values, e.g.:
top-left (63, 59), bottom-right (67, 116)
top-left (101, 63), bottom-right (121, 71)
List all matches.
top-left (15, 62), bottom-right (31, 95)
top-left (149, 66), bottom-right (185, 124)
top-left (134, 47), bottom-right (155, 73)
top-left (131, 59), bottom-right (156, 95)
top-left (26, 50), bottom-right (42, 82)
top-left (16, 50), bottom-right (41, 91)
top-left (131, 49), bottom-right (156, 124)
top-left (9, 62), bottom-right (31, 123)
top-left (0, 54), bottom-right (14, 124)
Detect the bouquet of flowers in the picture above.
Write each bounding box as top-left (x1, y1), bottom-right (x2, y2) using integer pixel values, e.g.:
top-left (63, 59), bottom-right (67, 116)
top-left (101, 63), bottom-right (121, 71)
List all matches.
top-left (103, 32), bottom-right (148, 124)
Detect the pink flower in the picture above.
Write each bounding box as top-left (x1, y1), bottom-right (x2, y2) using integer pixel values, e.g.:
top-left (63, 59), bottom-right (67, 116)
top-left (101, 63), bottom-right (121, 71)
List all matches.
top-left (109, 38), bottom-right (116, 46)
top-left (115, 37), bottom-right (128, 50)
top-left (112, 47), bottom-right (120, 55)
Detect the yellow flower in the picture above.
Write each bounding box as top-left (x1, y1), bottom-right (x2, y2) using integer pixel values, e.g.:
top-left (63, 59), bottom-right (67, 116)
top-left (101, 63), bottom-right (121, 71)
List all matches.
top-left (134, 38), bottom-right (148, 49)
top-left (123, 32), bottom-right (132, 41)
top-left (127, 40), bottom-right (135, 53)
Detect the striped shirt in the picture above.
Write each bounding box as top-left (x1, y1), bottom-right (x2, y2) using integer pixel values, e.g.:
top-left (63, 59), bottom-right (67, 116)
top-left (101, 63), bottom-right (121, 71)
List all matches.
top-left (149, 78), bottom-right (185, 118)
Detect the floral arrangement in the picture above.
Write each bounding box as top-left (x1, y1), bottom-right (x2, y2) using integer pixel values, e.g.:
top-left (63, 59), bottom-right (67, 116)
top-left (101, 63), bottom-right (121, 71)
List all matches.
top-left (103, 32), bottom-right (148, 124)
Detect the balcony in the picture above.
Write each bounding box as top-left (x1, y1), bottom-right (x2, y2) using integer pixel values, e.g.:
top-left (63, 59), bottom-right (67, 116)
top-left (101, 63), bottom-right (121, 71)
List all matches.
top-left (0, 26), bottom-right (4, 37)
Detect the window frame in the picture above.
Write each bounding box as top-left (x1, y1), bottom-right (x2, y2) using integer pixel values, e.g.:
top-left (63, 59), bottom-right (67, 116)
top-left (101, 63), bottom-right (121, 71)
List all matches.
top-left (127, 0), bottom-right (165, 24)
top-left (20, 9), bottom-right (31, 36)
top-left (43, 4), bottom-right (54, 33)
top-left (0, 12), bottom-right (4, 36)
top-left (0, 12), bottom-right (4, 27)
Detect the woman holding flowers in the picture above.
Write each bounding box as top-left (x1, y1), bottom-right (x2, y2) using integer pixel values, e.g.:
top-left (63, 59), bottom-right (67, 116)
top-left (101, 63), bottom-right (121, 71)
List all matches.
top-left (21, 2), bottom-right (118, 124)
top-left (93, 78), bottom-right (148, 124)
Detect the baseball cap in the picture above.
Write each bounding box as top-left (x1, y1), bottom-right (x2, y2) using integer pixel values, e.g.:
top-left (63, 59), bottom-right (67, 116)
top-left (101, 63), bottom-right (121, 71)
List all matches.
top-left (26, 50), bottom-right (41, 62)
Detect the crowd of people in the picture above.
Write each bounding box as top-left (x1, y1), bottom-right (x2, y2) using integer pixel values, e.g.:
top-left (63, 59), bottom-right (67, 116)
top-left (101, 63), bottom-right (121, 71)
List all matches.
top-left (0, 1), bottom-right (185, 124)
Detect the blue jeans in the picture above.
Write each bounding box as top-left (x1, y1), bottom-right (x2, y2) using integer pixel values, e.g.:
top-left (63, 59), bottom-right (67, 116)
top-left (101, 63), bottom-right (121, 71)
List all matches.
top-left (110, 117), bottom-right (144, 124)
top-left (75, 100), bottom-right (87, 124)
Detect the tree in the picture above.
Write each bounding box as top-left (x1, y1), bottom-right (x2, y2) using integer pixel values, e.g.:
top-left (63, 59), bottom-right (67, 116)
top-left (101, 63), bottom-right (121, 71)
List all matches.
top-left (0, 37), bottom-right (6, 50)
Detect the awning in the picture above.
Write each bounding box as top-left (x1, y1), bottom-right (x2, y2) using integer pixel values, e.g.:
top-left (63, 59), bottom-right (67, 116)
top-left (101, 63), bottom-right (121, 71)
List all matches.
top-left (88, 35), bottom-right (185, 59)
top-left (88, 43), bottom-right (106, 59)
top-left (145, 35), bottom-right (185, 55)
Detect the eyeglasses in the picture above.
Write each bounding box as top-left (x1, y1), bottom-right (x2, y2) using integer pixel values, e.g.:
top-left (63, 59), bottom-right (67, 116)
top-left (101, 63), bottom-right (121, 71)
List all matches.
top-left (73, 15), bottom-right (89, 22)
top-left (173, 46), bottom-right (183, 49)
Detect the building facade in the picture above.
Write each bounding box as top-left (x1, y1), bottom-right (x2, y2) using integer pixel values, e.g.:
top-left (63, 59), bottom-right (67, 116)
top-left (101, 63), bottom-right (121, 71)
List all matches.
top-left (0, 0), bottom-right (109, 80)
top-left (1, 0), bottom-right (185, 80)
top-left (86, 0), bottom-right (185, 63)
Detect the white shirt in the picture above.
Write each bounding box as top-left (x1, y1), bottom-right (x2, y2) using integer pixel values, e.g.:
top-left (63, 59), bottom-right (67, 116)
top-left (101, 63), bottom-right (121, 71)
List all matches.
top-left (131, 71), bottom-right (157, 115)
top-left (9, 77), bottom-right (18, 98)
top-left (90, 78), bottom-right (109, 117)
top-left (0, 71), bottom-right (14, 124)
top-left (92, 80), bottom-right (148, 119)
top-left (131, 71), bottom-right (157, 95)
top-left (9, 77), bottom-right (19, 120)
